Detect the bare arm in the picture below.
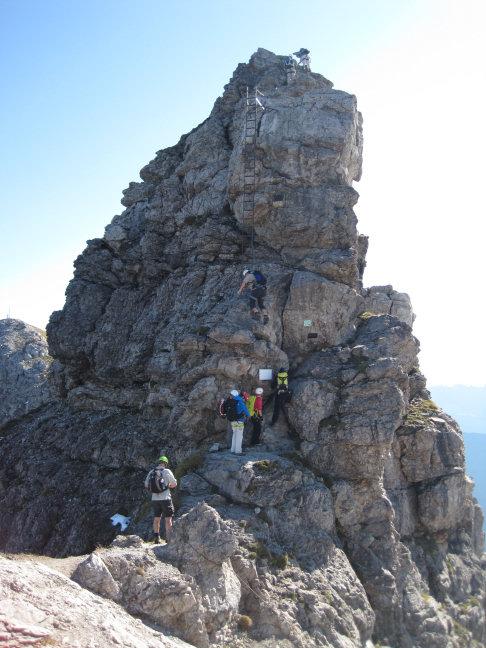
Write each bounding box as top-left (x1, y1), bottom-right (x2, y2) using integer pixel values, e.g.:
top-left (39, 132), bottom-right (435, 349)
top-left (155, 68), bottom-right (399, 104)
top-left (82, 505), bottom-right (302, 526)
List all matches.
top-left (237, 281), bottom-right (246, 295)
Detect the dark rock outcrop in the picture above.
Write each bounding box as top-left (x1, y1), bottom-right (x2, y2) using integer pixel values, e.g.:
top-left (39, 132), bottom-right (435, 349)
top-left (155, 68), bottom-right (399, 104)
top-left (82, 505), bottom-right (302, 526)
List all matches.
top-left (0, 49), bottom-right (484, 648)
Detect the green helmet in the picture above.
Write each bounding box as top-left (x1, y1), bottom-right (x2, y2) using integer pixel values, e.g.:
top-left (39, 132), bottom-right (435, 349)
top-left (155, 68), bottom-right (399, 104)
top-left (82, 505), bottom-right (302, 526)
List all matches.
top-left (158, 455), bottom-right (169, 464)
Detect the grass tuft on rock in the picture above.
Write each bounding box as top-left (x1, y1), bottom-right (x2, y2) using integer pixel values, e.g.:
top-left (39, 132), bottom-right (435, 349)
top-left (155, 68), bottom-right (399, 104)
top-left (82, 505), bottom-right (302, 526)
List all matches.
top-left (404, 398), bottom-right (439, 426)
top-left (237, 614), bottom-right (253, 630)
top-left (358, 311), bottom-right (376, 321)
top-left (253, 459), bottom-right (280, 473)
top-left (174, 451), bottom-right (205, 481)
top-left (249, 541), bottom-right (289, 570)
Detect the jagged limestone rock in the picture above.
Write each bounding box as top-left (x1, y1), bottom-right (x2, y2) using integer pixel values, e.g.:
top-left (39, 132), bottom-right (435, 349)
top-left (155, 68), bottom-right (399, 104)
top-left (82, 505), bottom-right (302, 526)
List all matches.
top-left (0, 49), bottom-right (485, 648)
top-left (45, 49), bottom-right (366, 415)
top-left (73, 535), bottom-right (210, 648)
top-left (362, 285), bottom-right (415, 327)
top-left (0, 318), bottom-right (54, 429)
top-left (0, 554), bottom-right (192, 648)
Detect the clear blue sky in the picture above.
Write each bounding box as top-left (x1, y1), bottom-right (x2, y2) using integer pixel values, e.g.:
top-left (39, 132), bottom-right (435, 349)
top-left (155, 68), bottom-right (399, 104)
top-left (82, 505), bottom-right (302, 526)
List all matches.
top-left (1, 0), bottom-right (485, 386)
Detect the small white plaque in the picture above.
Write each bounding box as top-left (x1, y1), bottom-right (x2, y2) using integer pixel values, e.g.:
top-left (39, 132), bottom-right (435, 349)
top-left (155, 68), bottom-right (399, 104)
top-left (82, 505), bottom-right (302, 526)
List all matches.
top-left (259, 368), bottom-right (273, 380)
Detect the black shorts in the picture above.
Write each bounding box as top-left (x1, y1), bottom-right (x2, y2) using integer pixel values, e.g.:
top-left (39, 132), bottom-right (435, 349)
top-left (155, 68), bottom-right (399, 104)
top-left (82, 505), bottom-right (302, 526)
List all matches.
top-left (250, 285), bottom-right (266, 309)
top-left (152, 499), bottom-right (174, 518)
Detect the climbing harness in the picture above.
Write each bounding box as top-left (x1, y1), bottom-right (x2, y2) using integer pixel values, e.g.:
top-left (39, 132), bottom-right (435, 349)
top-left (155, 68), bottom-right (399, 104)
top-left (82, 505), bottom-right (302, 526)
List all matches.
top-left (242, 87), bottom-right (264, 269)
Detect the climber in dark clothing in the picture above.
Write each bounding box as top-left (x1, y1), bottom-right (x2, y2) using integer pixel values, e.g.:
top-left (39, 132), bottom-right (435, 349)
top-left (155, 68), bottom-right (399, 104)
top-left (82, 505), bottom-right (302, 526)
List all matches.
top-left (285, 54), bottom-right (296, 81)
top-left (270, 368), bottom-right (291, 425)
top-left (237, 269), bottom-right (269, 324)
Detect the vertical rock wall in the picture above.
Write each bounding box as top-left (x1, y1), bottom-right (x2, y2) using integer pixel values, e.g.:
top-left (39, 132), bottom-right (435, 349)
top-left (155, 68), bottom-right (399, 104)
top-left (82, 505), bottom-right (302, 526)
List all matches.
top-left (0, 49), bottom-right (484, 648)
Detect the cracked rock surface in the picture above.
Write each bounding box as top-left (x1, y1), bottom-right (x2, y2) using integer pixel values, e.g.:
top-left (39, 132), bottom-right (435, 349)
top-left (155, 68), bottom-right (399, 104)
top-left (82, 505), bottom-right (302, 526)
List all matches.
top-left (0, 49), bottom-right (485, 648)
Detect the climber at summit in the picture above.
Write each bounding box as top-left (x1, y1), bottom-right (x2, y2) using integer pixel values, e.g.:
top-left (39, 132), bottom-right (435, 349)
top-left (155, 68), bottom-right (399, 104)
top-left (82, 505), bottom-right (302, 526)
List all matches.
top-left (294, 48), bottom-right (311, 71)
top-left (237, 269), bottom-right (269, 324)
top-left (285, 54), bottom-right (296, 81)
top-left (144, 455), bottom-right (177, 543)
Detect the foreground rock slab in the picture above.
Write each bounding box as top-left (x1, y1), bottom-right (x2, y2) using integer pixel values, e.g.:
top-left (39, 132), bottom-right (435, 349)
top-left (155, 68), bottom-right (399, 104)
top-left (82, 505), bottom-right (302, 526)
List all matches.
top-left (0, 553), bottom-right (192, 648)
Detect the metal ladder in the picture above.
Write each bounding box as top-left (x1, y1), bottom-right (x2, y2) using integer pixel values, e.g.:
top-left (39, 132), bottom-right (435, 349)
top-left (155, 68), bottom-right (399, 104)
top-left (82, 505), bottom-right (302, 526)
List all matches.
top-left (242, 87), bottom-right (264, 267)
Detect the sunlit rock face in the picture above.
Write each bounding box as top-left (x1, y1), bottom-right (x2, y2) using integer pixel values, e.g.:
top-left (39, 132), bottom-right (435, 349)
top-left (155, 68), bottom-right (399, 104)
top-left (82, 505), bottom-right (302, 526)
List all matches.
top-left (0, 49), bottom-right (484, 648)
top-left (0, 318), bottom-right (54, 429)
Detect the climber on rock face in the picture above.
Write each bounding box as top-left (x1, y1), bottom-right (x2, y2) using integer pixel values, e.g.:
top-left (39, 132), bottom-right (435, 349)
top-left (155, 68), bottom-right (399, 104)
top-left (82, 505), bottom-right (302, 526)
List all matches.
top-left (222, 390), bottom-right (250, 455)
top-left (270, 368), bottom-right (291, 426)
top-left (248, 387), bottom-right (264, 446)
top-left (294, 48), bottom-right (311, 71)
top-left (285, 54), bottom-right (296, 81)
top-left (144, 455), bottom-right (177, 543)
top-left (237, 269), bottom-right (269, 324)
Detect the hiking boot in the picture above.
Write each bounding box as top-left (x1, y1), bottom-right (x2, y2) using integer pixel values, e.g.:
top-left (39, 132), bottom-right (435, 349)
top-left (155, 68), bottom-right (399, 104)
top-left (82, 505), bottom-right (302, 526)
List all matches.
top-left (251, 311), bottom-right (260, 321)
top-left (263, 314), bottom-right (269, 325)
top-left (153, 533), bottom-right (160, 544)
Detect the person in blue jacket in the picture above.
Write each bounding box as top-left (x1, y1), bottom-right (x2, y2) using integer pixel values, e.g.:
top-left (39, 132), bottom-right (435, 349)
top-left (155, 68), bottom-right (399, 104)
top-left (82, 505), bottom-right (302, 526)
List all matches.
top-left (223, 389), bottom-right (250, 455)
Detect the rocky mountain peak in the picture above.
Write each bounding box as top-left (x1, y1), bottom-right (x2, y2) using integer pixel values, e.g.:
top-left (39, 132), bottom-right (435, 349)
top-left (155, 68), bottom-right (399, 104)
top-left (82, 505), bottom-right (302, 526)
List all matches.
top-left (0, 318), bottom-right (52, 429)
top-left (1, 50), bottom-right (485, 648)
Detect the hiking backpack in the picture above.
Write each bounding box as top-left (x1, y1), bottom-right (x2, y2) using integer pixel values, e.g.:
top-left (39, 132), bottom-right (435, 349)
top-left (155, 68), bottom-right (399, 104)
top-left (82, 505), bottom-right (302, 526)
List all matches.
top-left (149, 467), bottom-right (168, 494)
top-left (276, 372), bottom-right (292, 403)
top-left (221, 397), bottom-right (239, 421)
top-left (252, 270), bottom-right (267, 286)
top-left (246, 394), bottom-right (257, 417)
top-left (218, 397), bottom-right (227, 418)
top-left (277, 372), bottom-right (289, 390)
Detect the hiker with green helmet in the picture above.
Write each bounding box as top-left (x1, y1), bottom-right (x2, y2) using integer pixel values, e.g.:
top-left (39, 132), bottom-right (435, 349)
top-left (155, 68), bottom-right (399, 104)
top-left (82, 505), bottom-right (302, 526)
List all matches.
top-left (144, 455), bottom-right (177, 543)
